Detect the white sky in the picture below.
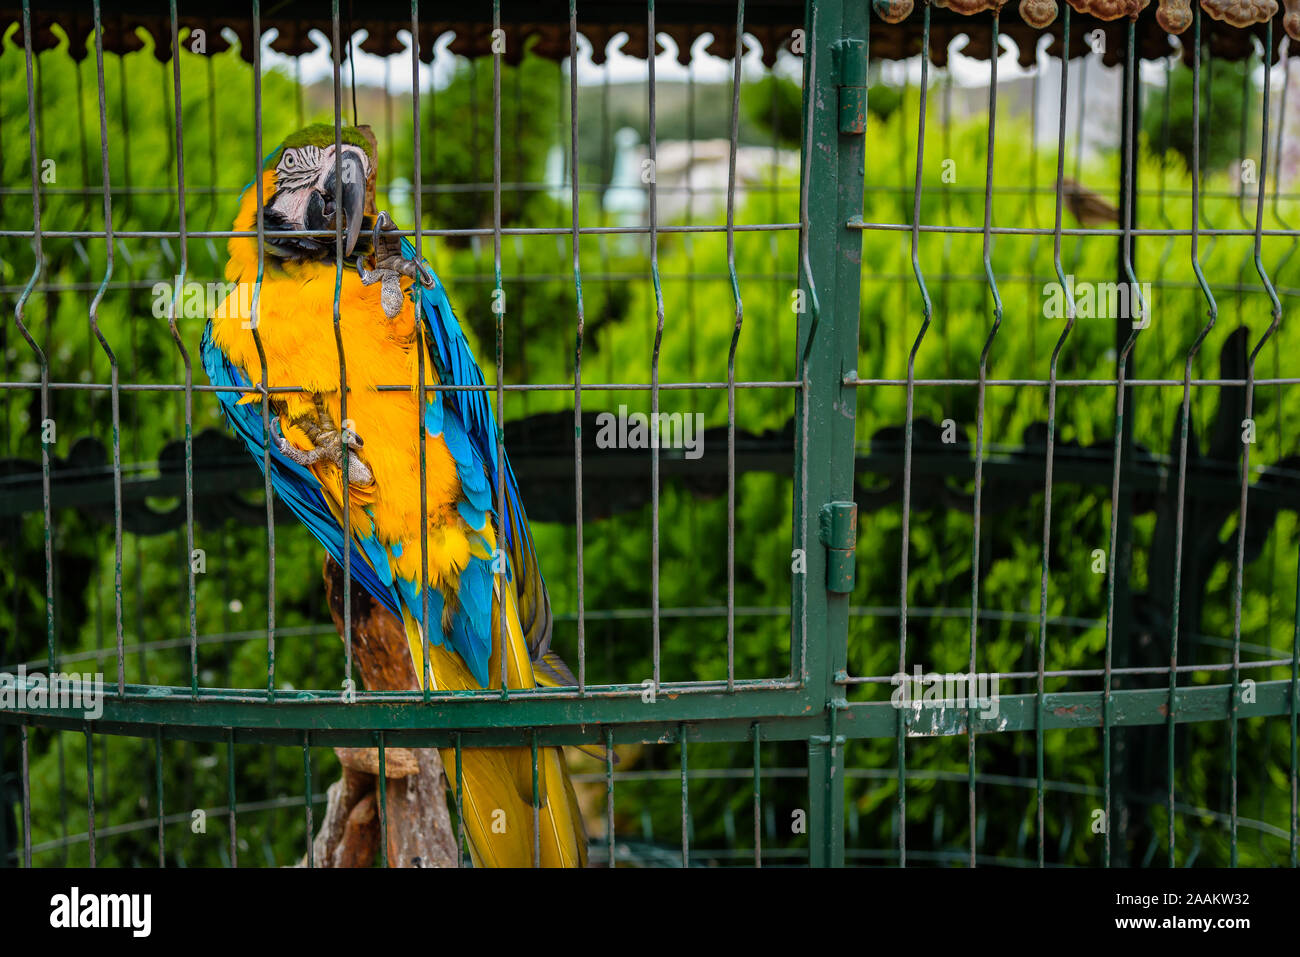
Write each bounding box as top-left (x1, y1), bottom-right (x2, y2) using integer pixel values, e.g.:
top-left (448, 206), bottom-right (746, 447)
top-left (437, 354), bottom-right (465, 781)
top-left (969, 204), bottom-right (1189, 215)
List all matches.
top-left (254, 26), bottom-right (1284, 95)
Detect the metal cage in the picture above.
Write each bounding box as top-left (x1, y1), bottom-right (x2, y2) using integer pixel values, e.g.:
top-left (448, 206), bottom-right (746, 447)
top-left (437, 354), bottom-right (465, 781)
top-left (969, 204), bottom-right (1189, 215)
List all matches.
top-left (0, 0), bottom-right (1298, 868)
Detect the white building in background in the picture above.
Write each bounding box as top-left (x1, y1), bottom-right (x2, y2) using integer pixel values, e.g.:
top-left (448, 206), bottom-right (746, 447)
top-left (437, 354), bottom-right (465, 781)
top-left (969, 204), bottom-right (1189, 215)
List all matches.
top-left (547, 127), bottom-right (799, 230)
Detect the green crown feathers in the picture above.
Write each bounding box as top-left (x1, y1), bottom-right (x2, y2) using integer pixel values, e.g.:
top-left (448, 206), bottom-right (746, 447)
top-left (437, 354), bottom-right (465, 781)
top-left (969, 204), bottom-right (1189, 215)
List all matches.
top-left (265, 123), bottom-right (376, 169)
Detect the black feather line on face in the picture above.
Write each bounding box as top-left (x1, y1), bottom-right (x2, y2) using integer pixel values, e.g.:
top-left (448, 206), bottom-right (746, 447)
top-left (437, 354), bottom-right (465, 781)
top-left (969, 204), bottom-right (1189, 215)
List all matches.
top-left (262, 204), bottom-right (329, 262)
top-left (262, 202), bottom-right (378, 265)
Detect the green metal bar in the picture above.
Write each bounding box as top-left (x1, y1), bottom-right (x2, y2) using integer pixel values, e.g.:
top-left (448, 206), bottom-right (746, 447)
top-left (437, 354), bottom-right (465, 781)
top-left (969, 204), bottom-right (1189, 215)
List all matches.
top-left (794, 0), bottom-right (863, 869)
top-left (84, 725), bottom-right (95, 867)
top-left (16, 0), bottom-right (55, 678)
top-left (455, 733), bottom-right (465, 867)
top-left (165, 0), bottom-right (198, 700)
top-left (1170, 9), bottom-right (1218, 868)
top-left (532, 731), bottom-right (540, 868)
top-left (753, 722), bottom-right (762, 867)
top-left (680, 723), bottom-right (689, 867)
top-left (377, 731), bottom-right (388, 868)
top-left (1101, 16), bottom-right (1146, 868)
top-left (897, 0), bottom-right (934, 868)
top-left (155, 725), bottom-right (164, 866)
top-left (605, 726), bottom-right (615, 868)
top-left (968, 10), bottom-right (1005, 869)
top-left (1038, 4), bottom-right (1076, 869)
top-left (328, 0), bottom-right (355, 704)
top-left (302, 732), bottom-right (312, 868)
top-left (8, 681), bottom-right (1296, 750)
top-left (1235, 16), bottom-right (1284, 868)
top-left (226, 728), bottom-right (237, 867)
top-left (807, 721), bottom-right (844, 867)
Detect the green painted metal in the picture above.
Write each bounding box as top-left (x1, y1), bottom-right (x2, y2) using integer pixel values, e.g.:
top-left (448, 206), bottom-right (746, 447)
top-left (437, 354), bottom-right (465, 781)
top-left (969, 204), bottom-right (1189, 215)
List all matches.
top-left (792, 0), bottom-right (865, 869)
top-left (819, 502), bottom-right (859, 593)
top-left (7, 0), bottom-right (1298, 871)
top-left (831, 38), bottom-right (867, 135)
top-left (3, 680), bottom-right (1294, 747)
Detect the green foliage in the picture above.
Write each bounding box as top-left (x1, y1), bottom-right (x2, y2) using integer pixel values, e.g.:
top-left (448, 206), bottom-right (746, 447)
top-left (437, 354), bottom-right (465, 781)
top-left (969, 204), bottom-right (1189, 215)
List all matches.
top-left (419, 52), bottom-right (563, 245)
top-left (0, 32), bottom-right (1296, 869)
top-left (1143, 58), bottom-right (1257, 174)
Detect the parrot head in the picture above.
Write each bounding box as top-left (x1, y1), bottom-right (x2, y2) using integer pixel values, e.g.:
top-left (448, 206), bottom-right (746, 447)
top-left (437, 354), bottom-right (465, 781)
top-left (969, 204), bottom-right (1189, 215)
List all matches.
top-left (256, 123), bottom-right (376, 264)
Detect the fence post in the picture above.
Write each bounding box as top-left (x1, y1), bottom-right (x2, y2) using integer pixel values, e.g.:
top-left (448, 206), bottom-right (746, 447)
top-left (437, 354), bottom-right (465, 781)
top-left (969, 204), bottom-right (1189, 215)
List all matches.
top-left (796, 0), bottom-right (865, 867)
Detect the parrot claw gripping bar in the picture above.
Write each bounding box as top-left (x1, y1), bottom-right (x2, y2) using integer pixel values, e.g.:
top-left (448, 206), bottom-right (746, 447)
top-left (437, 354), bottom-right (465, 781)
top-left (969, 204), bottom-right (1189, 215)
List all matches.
top-left (357, 210), bottom-right (435, 318)
top-left (270, 394), bottom-right (374, 486)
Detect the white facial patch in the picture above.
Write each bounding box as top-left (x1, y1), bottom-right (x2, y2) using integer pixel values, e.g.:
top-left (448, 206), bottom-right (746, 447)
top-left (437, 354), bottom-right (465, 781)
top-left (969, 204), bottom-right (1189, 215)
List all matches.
top-left (272, 144), bottom-right (370, 229)
top-left (276, 145), bottom-right (324, 191)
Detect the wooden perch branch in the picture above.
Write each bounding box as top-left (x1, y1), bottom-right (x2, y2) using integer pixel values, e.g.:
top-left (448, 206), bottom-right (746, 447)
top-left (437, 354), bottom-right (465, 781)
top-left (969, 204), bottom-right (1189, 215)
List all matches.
top-left (303, 555), bottom-right (459, 868)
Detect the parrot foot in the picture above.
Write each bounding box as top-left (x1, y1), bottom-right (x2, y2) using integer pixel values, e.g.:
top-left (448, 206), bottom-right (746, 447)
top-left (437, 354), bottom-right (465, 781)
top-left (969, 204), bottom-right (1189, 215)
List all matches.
top-left (357, 210), bottom-right (428, 319)
top-left (274, 425), bottom-right (373, 486)
top-left (358, 264), bottom-right (406, 319)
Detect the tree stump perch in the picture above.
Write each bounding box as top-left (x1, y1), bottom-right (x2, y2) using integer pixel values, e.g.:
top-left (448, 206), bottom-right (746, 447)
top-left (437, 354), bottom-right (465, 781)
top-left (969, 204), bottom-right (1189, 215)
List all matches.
top-left (302, 554), bottom-right (460, 868)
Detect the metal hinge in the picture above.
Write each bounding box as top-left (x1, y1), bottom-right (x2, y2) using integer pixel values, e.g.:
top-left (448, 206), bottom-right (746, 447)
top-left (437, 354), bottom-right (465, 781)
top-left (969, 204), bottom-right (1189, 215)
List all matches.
top-left (818, 501), bottom-right (858, 593)
top-left (831, 38), bottom-right (867, 135)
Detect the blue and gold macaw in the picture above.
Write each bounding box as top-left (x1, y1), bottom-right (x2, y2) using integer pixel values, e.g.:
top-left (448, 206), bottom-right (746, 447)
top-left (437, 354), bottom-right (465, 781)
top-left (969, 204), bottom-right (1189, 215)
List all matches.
top-left (200, 124), bottom-right (586, 867)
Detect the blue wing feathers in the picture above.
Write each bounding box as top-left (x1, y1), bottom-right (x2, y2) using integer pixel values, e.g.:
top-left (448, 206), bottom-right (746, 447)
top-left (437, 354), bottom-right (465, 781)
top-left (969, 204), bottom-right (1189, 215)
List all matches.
top-left (204, 233), bottom-right (551, 688)
top-left (200, 322), bottom-right (402, 619)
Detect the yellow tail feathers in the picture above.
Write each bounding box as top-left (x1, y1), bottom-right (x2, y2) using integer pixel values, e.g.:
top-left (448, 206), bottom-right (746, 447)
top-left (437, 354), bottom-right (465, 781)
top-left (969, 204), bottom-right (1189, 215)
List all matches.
top-left (400, 586), bottom-right (587, 867)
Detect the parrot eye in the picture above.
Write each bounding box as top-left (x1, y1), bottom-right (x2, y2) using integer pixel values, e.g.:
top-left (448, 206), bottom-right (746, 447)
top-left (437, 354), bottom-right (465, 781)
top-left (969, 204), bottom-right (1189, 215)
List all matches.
top-left (276, 145), bottom-right (324, 190)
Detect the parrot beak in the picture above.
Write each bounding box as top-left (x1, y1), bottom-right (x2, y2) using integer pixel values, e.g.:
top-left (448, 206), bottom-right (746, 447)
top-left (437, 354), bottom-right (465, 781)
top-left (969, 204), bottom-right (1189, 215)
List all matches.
top-left (302, 147), bottom-right (366, 260)
top-left (265, 143), bottom-right (370, 263)
top-left (325, 150), bottom-right (366, 259)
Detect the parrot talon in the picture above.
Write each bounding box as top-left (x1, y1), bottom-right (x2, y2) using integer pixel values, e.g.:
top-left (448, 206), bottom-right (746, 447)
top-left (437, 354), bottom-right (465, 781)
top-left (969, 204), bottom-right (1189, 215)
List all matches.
top-left (360, 210), bottom-right (414, 319)
top-left (273, 425), bottom-right (373, 485)
top-left (272, 428), bottom-right (327, 467)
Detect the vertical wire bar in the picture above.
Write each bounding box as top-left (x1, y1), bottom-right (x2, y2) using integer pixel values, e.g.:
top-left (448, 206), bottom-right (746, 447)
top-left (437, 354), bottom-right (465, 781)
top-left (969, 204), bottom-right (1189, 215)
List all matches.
top-left (88, 0), bottom-right (123, 694)
top-left (680, 723), bottom-right (689, 867)
top-left (795, 3), bottom-right (821, 686)
top-left (897, 0), bottom-right (934, 868)
top-left (16, 0), bottom-right (54, 679)
top-left (1172, 9), bottom-right (1218, 867)
top-left (1234, 19), bottom-right (1284, 866)
top-left (330, 0), bottom-right (354, 697)
top-left (752, 722), bottom-right (761, 867)
top-left (1270, 50), bottom-right (1296, 283)
top-left (250, 0), bottom-right (277, 699)
top-left (605, 726), bottom-right (615, 867)
top-left (412, 0), bottom-right (433, 700)
top-left (377, 731), bottom-right (388, 867)
top-left (1024, 48), bottom-right (1042, 367)
top-left (1292, 542), bottom-right (1300, 867)
top-left (648, 0), bottom-right (664, 692)
top-left (20, 722), bottom-right (31, 868)
top-left (455, 733), bottom-right (465, 866)
top-left (967, 11), bottom-right (1004, 869)
top-left (1068, 51), bottom-right (1088, 274)
top-left (569, 0), bottom-right (586, 695)
top-left (724, 0), bottom-right (746, 692)
top-left (226, 728), bottom-right (237, 867)
top-left (1285, 41), bottom-right (1300, 868)
top-left (167, 0), bottom-right (198, 699)
top-left (57, 731), bottom-right (67, 867)
top-left (154, 726), bottom-right (165, 866)
top-left (1037, 4), bottom-right (1076, 870)
top-left (85, 727), bottom-right (95, 867)
top-left (303, 733), bottom-right (313, 867)
top-left (531, 732), bottom-right (540, 868)
top-left (492, 0), bottom-right (509, 701)
top-left (1099, 17), bottom-right (1147, 868)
